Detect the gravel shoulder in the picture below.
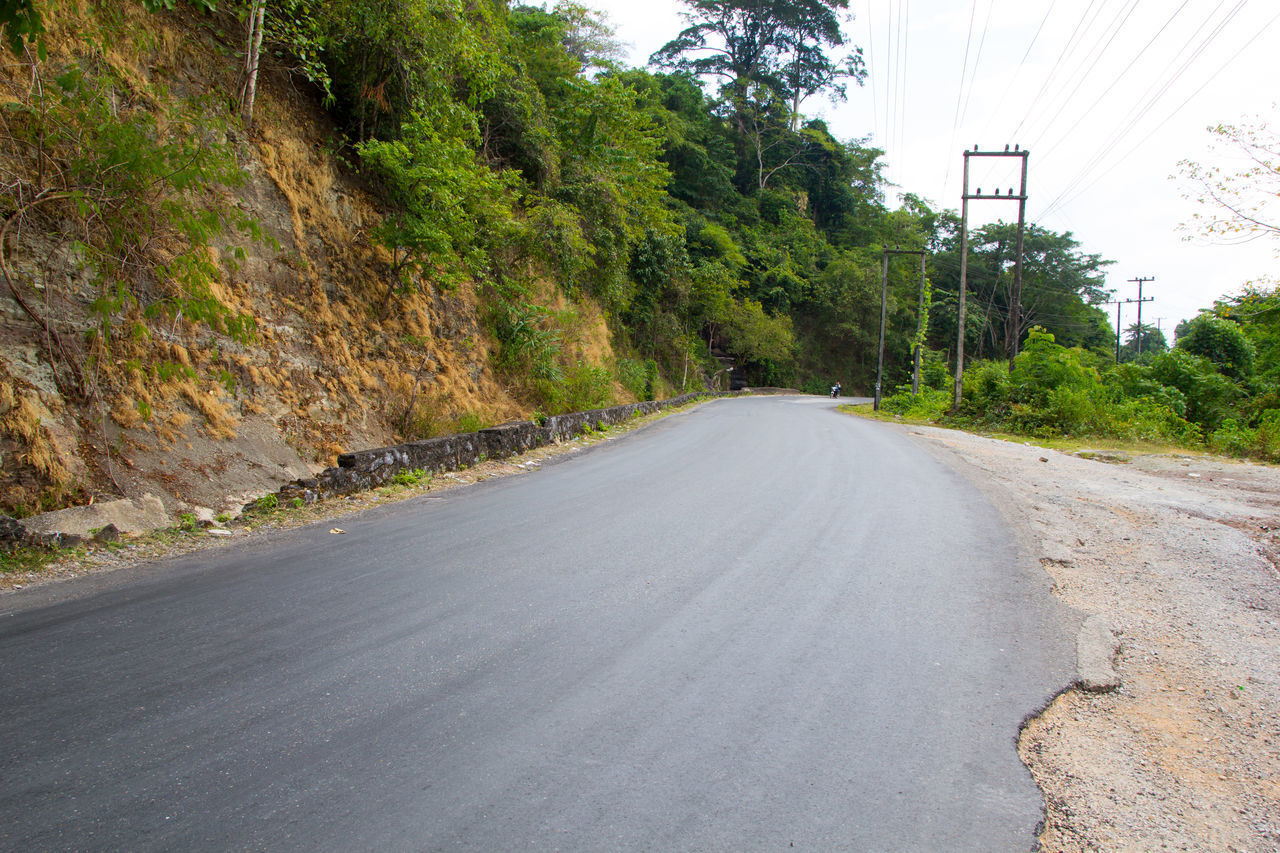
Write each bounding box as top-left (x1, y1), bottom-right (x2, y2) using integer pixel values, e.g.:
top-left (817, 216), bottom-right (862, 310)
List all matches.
top-left (900, 421), bottom-right (1280, 852)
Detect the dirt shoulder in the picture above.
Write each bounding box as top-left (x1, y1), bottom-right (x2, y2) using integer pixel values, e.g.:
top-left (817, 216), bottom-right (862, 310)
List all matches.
top-left (900, 422), bottom-right (1280, 852)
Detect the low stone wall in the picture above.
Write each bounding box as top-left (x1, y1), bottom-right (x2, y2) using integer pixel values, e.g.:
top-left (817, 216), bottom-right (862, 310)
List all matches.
top-left (264, 392), bottom-right (726, 510)
top-left (0, 392), bottom-right (739, 549)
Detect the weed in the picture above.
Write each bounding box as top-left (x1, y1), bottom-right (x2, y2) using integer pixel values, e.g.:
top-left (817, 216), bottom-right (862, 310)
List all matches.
top-left (252, 493), bottom-right (279, 513)
top-left (217, 369), bottom-right (238, 395)
top-left (454, 411), bottom-right (490, 434)
top-left (0, 545), bottom-right (60, 575)
top-left (390, 467), bottom-right (428, 487)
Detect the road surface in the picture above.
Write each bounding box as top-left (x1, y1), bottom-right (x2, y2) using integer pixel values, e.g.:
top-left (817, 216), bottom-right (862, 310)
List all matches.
top-left (0, 395), bottom-right (1077, 851)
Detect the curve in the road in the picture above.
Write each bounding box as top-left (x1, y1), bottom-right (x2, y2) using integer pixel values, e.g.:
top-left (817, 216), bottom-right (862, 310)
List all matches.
top-left (0, 395), bottom-right (1077, 851)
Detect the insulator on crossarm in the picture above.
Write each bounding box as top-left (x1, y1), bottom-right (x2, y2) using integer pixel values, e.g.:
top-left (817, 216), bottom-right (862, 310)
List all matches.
top-left (1004, 144), bottom-right (1010, 152)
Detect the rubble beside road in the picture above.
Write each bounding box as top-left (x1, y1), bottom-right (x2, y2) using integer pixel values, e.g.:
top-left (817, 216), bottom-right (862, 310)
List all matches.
top-left (905, 423), bottom-right (1280, 852)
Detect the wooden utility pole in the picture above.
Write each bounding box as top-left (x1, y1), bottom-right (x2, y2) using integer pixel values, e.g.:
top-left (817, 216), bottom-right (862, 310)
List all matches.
top-left (876, 247), bottom-right (928, 410)
top-left (1102, 298), bottom-right (1123, 363)
top-left (1008, 152), bottom-right (1030, 360)
top-left (953, 151), bottom-right (971, 413)
top-left (876, 251), bottom-right (889, 410)
top-left (952, 145), bottom-right (1030, 412)
top-left (1128, 276), bottom-right (1155, 357)
top-left (913, 250), bottom-right (928, 394)
top-left (1104, 294), bottom-right (1155, 362)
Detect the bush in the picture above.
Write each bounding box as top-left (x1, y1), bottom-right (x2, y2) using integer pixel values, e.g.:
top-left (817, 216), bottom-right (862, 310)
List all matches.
top-left (880, 386), bottom-right (950, 419)
top-left (1149, 350), bottom-right (1244, 432)
top-left (1176, 313), bottom-right (1255, 380)
top-left (617, 357), bottom-right (657, 401)
top-left (453, 412), bottom-right (490, 433)
top-left (1103, 363), bottom-right (1188, 418)
top-left (920, 350), bottom-right (951, 390)
top-left (961, 360), bottom-right (1011, 419)
top-left (947, 350), bottom-right (1198, 444)
top-left (1209, 409), bottom-right (1280, 462)
top-left (800, 376), bottom-right (834, 395)
top-left (1010, 328), bottom-right (1098, 404)
top-left (561, 362), bottom-right (615, 413)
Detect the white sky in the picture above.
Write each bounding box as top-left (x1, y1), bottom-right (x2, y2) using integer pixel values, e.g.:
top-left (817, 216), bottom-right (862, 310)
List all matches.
top-left (585, 0), bottom-right (1280, 335)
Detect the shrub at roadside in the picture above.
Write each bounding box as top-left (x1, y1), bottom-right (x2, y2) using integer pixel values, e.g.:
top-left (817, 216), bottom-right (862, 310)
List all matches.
top-left (880, 385), bottom-right (950, 419)
top-left (1208, 410), bottom-right (1280, 462)
top-left (881, 328), bottom-right (1198, 445)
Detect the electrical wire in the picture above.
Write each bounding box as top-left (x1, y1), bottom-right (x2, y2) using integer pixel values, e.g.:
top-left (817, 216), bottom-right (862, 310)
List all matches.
top-left (1030, 0), bottom-right (1196, 161)
top-left (1039, 0), bottom-right (1241, 211)
top-left (864, 0), bottom-right (880, 147)
top-left (943, 0), bottom-right (983, 189)
top-left (1039, 0), bottom-right (1261, 219)
top-left (979, 0), bottom-right (1059, 133)
top-left (1020, 0), bottom-right (1144, 153)
top-left (885, 0), bottom-right (897, 160)
top-left (1010, 0), bottom-right (1105, 141)
top-left (897, 0), bottom-right (911, 165)
top-left (957, 0), bottom-right (997, 133)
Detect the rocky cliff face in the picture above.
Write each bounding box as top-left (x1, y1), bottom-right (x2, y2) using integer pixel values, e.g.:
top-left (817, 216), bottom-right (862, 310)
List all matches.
top-left (0, 4), bottom-right (584, 524)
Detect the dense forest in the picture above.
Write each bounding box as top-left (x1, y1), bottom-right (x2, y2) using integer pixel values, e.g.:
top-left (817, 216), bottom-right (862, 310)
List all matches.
top-left (1, 0), bottom-right (1278, 518)
top-left (6, 0), bottom-right (1118, 400)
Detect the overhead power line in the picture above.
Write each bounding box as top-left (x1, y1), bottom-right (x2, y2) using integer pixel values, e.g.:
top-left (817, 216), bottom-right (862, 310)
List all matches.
top-left (943, 0), bottom-right (983, 189)
top-left (957, 0), bottom-right (996, 135)
top-left (1039, 0), bottom-right (1265, 219)
top-left (864, 0), bottom-right (880, 147)
top-left (1020, 0), bottom-right (1144, 152)
top-left (897, 0), bottom-right (911, 164)
top-left (1031, 0), bottom-right (1197, 162)
top-left (1010, 0), bottom-right (1105, 141)
top-left (979, 0), bottom-right (1060, 132)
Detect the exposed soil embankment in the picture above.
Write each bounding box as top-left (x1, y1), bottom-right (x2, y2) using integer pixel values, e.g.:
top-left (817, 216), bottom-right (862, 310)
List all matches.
top-left (904, 424), bottom-right (1280, 852)
top-left (0, 4), bottom-right (609, 522)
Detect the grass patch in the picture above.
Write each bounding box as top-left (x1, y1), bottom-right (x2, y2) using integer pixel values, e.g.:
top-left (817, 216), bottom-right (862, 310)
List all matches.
top-left (840, 401), bottom-right (1196, 458)
top-left (0, 546), bottom-right (66, 575)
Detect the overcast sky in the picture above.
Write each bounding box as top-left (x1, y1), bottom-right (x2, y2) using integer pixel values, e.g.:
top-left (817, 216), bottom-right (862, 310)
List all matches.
top-left (585, 0), bottom-right (1279, 336)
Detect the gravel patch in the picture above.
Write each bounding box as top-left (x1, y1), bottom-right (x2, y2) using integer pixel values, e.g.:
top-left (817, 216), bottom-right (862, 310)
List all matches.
top-left (905, 424), bottom-right (1280, 852)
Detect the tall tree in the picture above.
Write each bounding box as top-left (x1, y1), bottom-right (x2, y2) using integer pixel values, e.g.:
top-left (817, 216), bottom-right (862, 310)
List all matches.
top-left (237, 0), bottom-right (266, 126)
top-left (650, 0), bottom-right (860, 106)
top-left (650, 0), bottom-right (863, 189)
top-left (1119, 322), bottom-right (1167, 362)
top-left (931, 218), bottom-right (1112, 359)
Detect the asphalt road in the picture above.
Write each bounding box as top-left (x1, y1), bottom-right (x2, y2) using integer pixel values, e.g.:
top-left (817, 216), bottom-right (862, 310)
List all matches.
top-left (0, 395), bottom-right (1077, 851)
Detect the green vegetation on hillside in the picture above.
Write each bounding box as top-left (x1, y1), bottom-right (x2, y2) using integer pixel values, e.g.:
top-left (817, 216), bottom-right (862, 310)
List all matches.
top-left (0, 0), bottom-right (1127, 403)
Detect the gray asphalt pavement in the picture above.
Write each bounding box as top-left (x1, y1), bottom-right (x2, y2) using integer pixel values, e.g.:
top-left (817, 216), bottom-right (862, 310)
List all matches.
top-left (0, 395), bottom-right (1077, 851)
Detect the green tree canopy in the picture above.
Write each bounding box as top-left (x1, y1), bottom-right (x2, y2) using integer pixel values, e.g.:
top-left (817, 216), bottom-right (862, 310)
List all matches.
top-left (1175, 313), bottom-right (1255, 380)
